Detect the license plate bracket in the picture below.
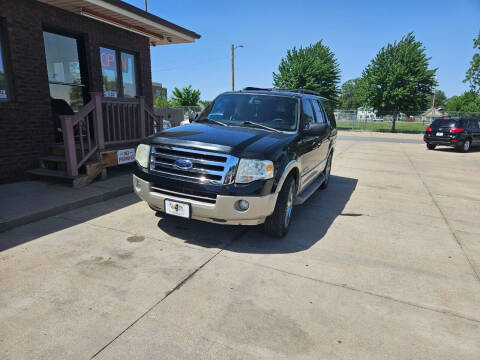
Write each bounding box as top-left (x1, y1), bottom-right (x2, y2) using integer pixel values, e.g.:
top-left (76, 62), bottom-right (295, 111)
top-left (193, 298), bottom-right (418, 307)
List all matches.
top-left (165, 199), bottom-right (191, 218)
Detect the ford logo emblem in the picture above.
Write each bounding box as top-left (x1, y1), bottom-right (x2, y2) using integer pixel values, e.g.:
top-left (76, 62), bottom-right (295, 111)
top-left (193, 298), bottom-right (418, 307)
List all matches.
top-left (174, 159), bottom-right (193, 169)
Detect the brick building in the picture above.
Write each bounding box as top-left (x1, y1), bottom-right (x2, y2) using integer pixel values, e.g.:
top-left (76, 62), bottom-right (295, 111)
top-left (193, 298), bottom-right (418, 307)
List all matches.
top-left (0, 0), bottom-right (200, 183)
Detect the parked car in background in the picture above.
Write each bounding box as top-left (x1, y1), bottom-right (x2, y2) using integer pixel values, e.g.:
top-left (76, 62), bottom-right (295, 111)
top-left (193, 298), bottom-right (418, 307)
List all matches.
top-left (424, 117), bottom-right (480, 152)
top-left (133, 88), bottom-right (337, 237)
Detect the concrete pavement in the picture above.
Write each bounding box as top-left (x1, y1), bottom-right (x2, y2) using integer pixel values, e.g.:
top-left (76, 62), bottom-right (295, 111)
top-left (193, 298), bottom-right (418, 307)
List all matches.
top-left (1, 133), bottom-right (479, 359)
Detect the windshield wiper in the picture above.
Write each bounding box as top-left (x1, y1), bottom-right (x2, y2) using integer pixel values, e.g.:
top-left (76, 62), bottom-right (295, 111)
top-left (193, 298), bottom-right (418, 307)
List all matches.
top-left (240, 121), bottom-right (280, 133)
top-left (195, 118), bottom-right (228, 126)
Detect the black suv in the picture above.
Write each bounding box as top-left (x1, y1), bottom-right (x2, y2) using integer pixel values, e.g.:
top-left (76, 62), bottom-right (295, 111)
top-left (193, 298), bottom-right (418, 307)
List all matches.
top-left (424, 117), bottom-right (480, 152)
top-left (133, 88), bottom-right (337, 237)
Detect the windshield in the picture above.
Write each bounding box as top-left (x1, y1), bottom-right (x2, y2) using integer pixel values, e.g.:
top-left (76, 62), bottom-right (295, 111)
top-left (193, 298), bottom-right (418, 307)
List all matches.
top-left (198, 94), bottom-right (299, 131)
top-left (431, 118), bottom-right (463, 128)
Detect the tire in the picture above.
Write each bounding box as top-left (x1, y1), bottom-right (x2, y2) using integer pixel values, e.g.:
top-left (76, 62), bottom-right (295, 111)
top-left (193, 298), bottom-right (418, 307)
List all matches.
top-left (426, 143), bottom-right (436, 150)
top-left (320, 153), bottom-right (333, 190)
top-left (458, 139), bottom-right (471, 153)
top-left (263, 175), bottom-right (296, 238)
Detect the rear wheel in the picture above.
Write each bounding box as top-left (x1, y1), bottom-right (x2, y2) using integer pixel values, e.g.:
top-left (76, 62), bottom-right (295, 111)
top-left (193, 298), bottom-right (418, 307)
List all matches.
top-left (320, 153), bottom-right (332, 190)
top-left (458, 139), bottom-right (471, 153)
top-left (263, 176), bottom-right (296, 238)
top-left (426, 143), bottom-right (436, 150)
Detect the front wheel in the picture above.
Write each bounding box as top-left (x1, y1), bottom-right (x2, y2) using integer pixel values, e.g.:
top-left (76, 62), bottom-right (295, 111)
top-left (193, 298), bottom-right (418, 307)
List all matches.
top-left (426, 143), bottom-right (436, 150)
top-left (263, 176), bottom-right (296, 238)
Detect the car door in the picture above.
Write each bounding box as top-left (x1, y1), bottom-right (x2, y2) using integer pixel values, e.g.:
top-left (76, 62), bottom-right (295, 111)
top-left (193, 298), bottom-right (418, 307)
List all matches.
top-left (297, 98), bottom-right (321, 187)
top-left (311, 99), bottom-right (330, 167)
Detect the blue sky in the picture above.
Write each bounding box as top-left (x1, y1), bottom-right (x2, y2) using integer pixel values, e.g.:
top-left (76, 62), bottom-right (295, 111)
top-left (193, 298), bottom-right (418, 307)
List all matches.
top-left (126, 0), bottom-right (479, 100)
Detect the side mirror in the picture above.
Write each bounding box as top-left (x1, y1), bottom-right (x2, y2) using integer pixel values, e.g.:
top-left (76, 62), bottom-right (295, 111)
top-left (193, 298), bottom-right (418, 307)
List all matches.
top-left (303, 122), bottom-right (328, 136)
top-left (188, 112), bottom-right (199, 123)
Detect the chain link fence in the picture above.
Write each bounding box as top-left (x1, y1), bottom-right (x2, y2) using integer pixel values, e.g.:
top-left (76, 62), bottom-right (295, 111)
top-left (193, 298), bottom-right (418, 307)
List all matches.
top-left (335, 110), bottom-right (480, 132)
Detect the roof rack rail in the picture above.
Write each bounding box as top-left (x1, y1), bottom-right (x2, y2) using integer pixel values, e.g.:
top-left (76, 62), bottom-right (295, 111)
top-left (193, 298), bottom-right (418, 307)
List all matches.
top-left (242, 87), bottom-right (323, 97)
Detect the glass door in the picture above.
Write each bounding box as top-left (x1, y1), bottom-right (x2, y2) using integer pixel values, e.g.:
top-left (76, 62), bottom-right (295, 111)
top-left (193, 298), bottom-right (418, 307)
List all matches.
top-left (43, 31), bottom-right (86, 111)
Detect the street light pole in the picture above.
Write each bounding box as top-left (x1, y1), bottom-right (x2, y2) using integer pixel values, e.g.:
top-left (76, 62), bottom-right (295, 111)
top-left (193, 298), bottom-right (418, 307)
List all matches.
top-left (231, 44), bottom-right (243, 91)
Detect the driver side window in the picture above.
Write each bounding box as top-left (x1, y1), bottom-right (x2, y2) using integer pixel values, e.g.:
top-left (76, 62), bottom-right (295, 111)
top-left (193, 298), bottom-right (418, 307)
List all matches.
top-left (302, 99), bottom-right (315, 130)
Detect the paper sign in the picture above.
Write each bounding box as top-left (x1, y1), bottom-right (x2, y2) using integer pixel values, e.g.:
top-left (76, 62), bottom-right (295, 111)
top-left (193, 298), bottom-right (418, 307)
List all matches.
top-left (0, 90), bottom-right (7, 99)
top-left (117, 148), bottom-right (135, 164)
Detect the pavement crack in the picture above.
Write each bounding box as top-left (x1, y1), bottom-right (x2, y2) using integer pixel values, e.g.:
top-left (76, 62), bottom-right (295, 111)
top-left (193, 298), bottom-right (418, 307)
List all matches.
top-left (402, 148), bottom-right (480, 285)
top-left (89, 227), bottom-right (249, 359)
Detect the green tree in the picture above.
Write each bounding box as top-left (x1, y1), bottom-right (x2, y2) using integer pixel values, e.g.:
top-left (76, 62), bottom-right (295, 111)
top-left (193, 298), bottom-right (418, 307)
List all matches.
top-left (272, 40), bottom-right (340, 101)
top-left (427, 90), bottom-right (447, 108)
top-left (154, 97), bottom-right (171, 108)
top-left (361, 33), bottom-right (437, 131)
top-left (463, 31), bottom-right (480, 93)
top-left (198, 100), bottom-right (211, 108)
top-left (445, 91), bottom-right (480, 115)
top-left (339, 78), bottom-right (365, 109)
top-left (171, 85), bottom-right (201, 106)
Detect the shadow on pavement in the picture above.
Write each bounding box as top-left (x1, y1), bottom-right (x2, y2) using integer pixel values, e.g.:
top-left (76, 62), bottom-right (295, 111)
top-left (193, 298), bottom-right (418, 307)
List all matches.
top-left (156, 175), bottom-right (358, 254)
top-left (0, 193), bottom-right (140, 252)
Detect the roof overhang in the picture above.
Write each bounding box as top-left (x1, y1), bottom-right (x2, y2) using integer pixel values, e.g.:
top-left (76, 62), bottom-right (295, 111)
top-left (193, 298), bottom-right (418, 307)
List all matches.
top-left (37, 0), bottom-right (201, 45)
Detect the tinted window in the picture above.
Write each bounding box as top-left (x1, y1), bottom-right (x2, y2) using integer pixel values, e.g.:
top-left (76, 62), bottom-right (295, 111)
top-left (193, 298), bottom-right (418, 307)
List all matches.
top-left (468, 119), bottom-right (479, 129)
top-left (431, 118), bottom-right (460, 128)
top-left (312, 100), bottom-right (325, 124)
top-left (203, 94), bottom-right (298, 131)
top-left (321, 99), bottom-right (336, 127)
top-left (302, 99), bottom-right (315, 129)
top-left (0, 23), bottom-right (10, 101)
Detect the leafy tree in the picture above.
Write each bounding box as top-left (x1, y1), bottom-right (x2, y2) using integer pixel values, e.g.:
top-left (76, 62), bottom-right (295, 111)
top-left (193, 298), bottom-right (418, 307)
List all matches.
top-left (361, 33), bottom-right (437, 131)
top-left (154, 97), bottom-right (171, 108)
top-left (171, 85), bottom-right (201, 106)
top-left (273, 40), bottom-right (340, 101)
top-left (463, 31), bottom-right (480, 93)
top-left (445, 91), bottom-right (480, 114)
top-left (199, 100), bottom-right (211, 108)
top-left (339, 78), bottom-right (365, 109)
top-left (427, 90), bottom-right (447, 108)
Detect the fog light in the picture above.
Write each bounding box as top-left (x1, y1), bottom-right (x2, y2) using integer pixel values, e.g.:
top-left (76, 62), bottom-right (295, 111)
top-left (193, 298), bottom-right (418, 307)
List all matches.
top-left (236, 200), bottom-right (250, 211)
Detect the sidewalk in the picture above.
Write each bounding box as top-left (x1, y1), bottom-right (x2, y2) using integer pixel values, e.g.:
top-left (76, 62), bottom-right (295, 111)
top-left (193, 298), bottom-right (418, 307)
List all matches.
top-left (0, 169), bottom-right (133, 233)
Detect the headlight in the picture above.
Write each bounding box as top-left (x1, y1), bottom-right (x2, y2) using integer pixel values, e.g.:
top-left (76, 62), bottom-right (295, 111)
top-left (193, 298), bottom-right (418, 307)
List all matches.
top-left (135, 144), bottom-right (150, 168)
top-left (235, 159), bottom-right (274, 184)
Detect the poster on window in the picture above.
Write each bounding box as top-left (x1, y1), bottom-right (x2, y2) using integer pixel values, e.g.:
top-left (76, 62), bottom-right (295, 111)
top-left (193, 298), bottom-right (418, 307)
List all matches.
top-left (0, 89), bottom-right (6, 99)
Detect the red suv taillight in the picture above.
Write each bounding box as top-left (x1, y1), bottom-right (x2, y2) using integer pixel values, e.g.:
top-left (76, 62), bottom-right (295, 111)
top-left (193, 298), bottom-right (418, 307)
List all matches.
top-left (425, 127), bottom-right (432, 132)
top-left (450, 128), bottom-right (464, 134)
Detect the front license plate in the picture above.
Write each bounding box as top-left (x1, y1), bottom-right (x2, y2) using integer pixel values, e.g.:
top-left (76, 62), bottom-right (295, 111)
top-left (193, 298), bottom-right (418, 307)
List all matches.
top-left (165, 200), bottom-right (190, 218)
top-left (436, 132), bottom-right (443, 136)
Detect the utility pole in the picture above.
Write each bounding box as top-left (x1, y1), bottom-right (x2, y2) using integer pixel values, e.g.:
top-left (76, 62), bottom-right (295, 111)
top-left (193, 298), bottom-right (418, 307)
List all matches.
top-left (231, 44), bottom-right (243, 91)
top-left (231, 44), bottom-right (234, 91)
top-left (145, 0), bottom-right (148, 12)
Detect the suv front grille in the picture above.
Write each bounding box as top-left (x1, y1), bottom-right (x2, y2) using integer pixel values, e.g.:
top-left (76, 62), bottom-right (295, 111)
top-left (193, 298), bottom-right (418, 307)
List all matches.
top-left (150, 145), bottom-right (239, 185)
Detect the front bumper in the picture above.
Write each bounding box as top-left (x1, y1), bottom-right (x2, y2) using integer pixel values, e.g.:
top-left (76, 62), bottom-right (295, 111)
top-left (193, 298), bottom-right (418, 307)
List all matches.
top-left (133, 175), bottom-right (278, 225)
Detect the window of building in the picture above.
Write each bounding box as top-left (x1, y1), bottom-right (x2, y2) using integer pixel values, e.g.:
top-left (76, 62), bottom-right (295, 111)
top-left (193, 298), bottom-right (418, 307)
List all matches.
top-left (0, 22), bottom-right (11, 101)
top-left (100, 47), bottom-right (138, 98)
top-left (43, 31), bottom-right (86, 111)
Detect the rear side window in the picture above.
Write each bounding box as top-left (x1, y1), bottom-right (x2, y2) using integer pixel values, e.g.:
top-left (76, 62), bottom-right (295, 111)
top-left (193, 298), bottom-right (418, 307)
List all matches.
top-left (320, 99), bottom-right (336, 128)
top-left (468, 119), bottom-right (479, 129)
top-left (302, 99), bottom-right (315, 129)
top-left (312, 100), bottom-right (326, 124)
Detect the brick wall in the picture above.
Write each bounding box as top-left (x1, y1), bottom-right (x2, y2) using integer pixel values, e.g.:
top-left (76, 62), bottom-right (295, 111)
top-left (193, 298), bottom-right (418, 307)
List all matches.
top-left (0, 0), bottom-right (153, 183)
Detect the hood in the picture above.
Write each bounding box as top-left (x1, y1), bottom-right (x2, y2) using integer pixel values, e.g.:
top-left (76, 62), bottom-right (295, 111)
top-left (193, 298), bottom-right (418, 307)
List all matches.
top-left (145, 123), bottom-right (296, 159)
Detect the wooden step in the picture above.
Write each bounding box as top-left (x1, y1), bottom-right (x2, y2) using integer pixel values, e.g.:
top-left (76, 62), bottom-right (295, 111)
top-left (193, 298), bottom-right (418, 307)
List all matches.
top-left (27, 168), bottom-right (75, 179)
top-left (40, 155), bottom-right (67, 163)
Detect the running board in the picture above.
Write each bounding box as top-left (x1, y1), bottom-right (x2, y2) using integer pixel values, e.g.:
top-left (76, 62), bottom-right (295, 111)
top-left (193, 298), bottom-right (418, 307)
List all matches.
top-left (294, 174), bottom-right (325, 205)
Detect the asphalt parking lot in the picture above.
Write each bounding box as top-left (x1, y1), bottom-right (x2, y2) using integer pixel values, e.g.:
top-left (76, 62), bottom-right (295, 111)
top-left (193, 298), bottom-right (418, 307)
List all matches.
top-left (1, 132), bottom-right (480, 359)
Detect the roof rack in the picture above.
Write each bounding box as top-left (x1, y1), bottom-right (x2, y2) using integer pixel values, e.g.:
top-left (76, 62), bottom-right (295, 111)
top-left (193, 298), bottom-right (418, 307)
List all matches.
top-left (242, 87), bottom-right (322, 97)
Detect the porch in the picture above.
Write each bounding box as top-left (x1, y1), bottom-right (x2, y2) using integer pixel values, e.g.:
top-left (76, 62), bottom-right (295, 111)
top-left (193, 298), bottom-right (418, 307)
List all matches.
top-left (28, 92), bottom-right (160, 187)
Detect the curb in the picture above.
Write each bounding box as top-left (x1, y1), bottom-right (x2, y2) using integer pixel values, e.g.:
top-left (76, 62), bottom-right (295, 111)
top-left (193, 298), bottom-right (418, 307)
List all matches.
top-left (0, 185), bottom-right (133, 233)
